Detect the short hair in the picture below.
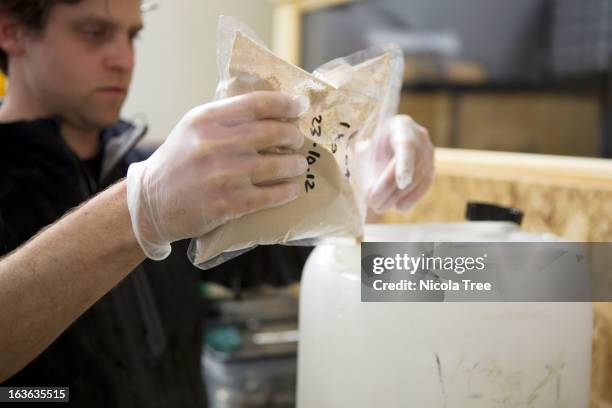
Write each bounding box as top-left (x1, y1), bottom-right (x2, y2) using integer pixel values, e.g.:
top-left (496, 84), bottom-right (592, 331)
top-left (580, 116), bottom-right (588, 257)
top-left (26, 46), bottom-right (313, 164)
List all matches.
top-left (0, 0), bottom-right (82, 74)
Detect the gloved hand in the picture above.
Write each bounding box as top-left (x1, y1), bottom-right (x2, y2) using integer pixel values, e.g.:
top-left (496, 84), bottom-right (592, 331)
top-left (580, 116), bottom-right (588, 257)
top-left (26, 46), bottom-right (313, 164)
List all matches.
top-left (126, 91), bottom-right (308, 260)
top-left (367, 114), bottom-right (434, 213)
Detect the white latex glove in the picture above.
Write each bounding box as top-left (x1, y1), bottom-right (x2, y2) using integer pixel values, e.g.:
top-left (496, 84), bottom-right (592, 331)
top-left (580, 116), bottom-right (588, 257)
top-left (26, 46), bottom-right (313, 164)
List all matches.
top-left (367, 114), bottom-right (434, 214)
top-left (126, 91), bottom-right (308, 260)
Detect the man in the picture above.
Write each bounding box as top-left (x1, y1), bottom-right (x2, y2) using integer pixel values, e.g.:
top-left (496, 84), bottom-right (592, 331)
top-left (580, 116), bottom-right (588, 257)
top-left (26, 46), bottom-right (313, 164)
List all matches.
top-left (0, 0), bottom-right (434, 406)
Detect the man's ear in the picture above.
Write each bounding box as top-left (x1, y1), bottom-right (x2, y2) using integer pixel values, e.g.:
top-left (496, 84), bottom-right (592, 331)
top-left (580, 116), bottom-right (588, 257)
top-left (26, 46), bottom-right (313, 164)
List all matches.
top-left (0, 10), bottom-right (26, 58)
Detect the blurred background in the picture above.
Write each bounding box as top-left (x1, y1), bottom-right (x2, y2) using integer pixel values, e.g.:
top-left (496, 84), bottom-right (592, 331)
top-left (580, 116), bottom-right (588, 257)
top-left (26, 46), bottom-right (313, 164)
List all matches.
top-left (117, 0), bottom-right (612, 159)
top-left (0, 0), bottom-right (608, 154)
top-left (300, 0), bottom-right (611, 159)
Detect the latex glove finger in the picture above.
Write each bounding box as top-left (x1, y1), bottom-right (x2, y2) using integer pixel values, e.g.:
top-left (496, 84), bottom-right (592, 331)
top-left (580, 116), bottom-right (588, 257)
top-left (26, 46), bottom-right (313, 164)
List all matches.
top-left (367, 157), bottom-right (397, 213)
top-left (377, 157), bottom-right (428, 212)
top-left (390, 119), bottom-right (418, 190)
top-left (368, 115), bottom-right (426, 212)
top-left (203, 91), bottom-right (308, 125)
top-left (380, 167), bottom-right (434, 212)
top-left (239, 181), bottom-right (303, 217)
top-left (396, 171), bottom-right (435, 211)
top-left (251, 154), bottom-right (308, 185)
top-left (230, 120), bottom-right (304, 152)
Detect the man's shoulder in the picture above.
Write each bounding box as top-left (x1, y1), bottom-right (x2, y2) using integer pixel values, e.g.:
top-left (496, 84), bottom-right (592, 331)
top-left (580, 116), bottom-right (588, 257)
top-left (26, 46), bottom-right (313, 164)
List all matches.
top-left (126, 147), bottom-right (154, 164)
top-left (0, 118), bottom-right (67, 161)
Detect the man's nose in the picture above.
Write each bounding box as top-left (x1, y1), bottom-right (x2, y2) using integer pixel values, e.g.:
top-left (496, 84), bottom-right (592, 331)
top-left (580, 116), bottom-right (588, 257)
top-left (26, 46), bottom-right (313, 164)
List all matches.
top-left (104, 36), bottom-right (135, 72)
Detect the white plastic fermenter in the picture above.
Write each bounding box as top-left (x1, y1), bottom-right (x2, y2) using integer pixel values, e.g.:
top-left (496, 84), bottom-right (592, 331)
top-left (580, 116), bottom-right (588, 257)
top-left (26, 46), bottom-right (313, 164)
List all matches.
top-left (297, 209), bottom-right (592, 408)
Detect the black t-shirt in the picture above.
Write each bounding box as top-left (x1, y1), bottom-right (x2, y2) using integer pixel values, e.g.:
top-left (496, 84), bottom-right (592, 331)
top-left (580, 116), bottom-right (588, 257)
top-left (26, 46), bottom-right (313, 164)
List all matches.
top-left (83, 148), bottom-right (103, 182)
top-left (0, 118), bottom-right (207, 407)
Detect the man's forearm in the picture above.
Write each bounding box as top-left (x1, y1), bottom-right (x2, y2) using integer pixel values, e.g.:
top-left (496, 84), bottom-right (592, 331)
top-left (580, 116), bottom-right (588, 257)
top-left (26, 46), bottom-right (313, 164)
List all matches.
top-left (0, 181), bottom-right (145, 381)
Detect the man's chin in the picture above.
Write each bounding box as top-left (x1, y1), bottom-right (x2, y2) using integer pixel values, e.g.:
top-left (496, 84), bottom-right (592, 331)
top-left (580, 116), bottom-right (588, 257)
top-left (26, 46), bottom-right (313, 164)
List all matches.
top-left (85, 96), bottom-right (126, 127)
top-left (86, 108), bottom-right (122, 129)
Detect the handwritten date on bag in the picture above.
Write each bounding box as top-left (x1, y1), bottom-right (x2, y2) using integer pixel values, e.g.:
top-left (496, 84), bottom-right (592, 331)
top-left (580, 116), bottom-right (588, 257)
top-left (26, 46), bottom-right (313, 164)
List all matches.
top-left (305, 115), bottom-right (323, 193)
top-left (305, 117), bottom-right (356, 192)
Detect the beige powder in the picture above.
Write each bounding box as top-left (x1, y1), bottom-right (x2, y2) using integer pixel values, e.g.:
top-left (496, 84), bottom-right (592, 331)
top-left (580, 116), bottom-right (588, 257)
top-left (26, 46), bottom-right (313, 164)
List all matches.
top-left (191, 31), bottom-right (395, 267)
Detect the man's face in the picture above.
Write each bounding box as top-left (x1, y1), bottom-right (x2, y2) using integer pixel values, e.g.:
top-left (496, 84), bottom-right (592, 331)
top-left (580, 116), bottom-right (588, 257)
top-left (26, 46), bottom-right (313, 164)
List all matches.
top-left (22, 0), bottom-right (142, 129)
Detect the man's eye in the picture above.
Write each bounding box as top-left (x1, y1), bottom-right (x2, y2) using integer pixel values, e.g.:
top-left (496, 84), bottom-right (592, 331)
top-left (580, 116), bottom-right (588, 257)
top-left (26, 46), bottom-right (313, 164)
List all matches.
top-left (84, 28), bottom-right (107, 41)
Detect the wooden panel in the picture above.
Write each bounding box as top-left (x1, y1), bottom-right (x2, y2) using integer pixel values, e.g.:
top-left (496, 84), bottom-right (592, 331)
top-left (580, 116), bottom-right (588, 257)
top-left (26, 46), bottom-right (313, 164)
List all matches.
top-left (457, 92), bottom-right (600, 156)
top-left (269, 0), bottom-right (355, 65)
top-left (398, 91), bottom-right (452, 147)
top-left (382, 148), bottom-right (612, 240)
top-left (381, 148), bottom-right (612, 407)
top-left (593, 303), bottom-right (612, 408)
top-left (271, 4), bottom-right (302, 65)
top-left (382, 173), bottom-right (612, 242)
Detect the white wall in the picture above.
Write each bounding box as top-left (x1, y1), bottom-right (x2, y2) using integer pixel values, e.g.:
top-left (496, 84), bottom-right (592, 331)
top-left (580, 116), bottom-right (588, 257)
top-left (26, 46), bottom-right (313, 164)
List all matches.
top-left (122, 0), bottom-right (274, 146)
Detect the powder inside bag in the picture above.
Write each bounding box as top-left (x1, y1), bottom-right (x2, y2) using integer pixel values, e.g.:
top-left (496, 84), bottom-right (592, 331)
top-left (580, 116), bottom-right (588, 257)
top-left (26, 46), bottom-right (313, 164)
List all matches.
top-left (191, 31), bottom-right (394, 268)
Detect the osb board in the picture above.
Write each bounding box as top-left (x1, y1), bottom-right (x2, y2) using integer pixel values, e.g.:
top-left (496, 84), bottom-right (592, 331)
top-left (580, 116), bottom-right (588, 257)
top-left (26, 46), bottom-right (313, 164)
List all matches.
top-left (269, 0), bottom-right (354, 65)
top-left (380, 148), bottom-right (612, 408)
top-left (381, 149), bottom-right (612, 241)
top-left (593, 303), bottom-right (612, 408)
top-left (457, 92), bottom-right (600, 157)
top-left (382, 174), bottom-right (612, 241)
top-left (270, 0), bottom-right (352, 12)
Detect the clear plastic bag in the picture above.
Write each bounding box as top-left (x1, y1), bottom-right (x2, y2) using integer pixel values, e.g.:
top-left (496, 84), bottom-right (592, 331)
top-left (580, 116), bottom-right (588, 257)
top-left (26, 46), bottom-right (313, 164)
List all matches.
top-left (188, 16), bottom-right (404, 269)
